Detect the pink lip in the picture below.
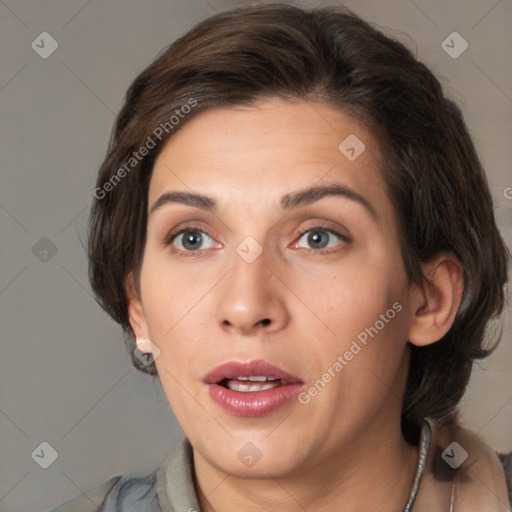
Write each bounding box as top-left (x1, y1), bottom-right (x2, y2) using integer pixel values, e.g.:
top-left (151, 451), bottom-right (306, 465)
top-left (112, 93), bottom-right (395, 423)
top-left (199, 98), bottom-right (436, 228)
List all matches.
top-left (204, 360), bottom-right (304, 417)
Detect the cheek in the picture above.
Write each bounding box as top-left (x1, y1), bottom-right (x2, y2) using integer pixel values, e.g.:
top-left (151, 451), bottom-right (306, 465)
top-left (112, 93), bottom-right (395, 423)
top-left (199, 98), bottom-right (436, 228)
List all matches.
top-left (139, 251), bottom-right (213, 338)
top-left (290, 251), bottom-right (410, 381)
top-left (139, 254), bottom-right (232, 366)
top-left (293, 250), bottom-right (404, 326)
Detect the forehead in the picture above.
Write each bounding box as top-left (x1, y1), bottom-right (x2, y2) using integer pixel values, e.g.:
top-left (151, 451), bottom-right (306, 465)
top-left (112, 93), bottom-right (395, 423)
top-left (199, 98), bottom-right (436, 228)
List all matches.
top-left (149, 98), bottom-right (392, 223)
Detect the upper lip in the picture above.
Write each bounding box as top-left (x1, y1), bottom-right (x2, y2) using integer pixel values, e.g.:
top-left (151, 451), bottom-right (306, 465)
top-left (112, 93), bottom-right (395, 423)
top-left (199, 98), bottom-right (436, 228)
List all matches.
top-left (204, 360), bottom-right (303, 385)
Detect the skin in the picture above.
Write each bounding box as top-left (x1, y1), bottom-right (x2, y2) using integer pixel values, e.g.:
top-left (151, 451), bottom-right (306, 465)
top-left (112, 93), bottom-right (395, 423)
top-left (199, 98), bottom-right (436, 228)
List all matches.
top-left (127, 98), bottom-right (463, 511)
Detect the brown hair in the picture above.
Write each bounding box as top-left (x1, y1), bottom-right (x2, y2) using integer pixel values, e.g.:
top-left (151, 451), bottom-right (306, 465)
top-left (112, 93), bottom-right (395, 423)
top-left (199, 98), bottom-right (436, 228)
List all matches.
top-left (88, 3), bottom-right (509, 431)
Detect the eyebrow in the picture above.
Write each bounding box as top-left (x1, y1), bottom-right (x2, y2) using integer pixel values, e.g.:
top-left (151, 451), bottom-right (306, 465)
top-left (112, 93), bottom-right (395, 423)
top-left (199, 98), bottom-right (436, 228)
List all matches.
top-left (149, 191), bottom-right (217, 215)
top-left (281, 184), bottom-right (377, 219)
top-left (149, 183), bottom-right (377, 220)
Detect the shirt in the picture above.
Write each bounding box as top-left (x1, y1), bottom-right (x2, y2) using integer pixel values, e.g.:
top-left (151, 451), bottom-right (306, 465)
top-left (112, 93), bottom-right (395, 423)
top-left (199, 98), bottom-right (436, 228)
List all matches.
top-left (47, 421), bottom-right (512, 512)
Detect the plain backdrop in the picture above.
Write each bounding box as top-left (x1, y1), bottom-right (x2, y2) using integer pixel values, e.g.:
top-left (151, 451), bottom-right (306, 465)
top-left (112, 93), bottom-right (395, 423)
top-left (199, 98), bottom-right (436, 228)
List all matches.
top-left (1, 1), bottom-right (511, 511)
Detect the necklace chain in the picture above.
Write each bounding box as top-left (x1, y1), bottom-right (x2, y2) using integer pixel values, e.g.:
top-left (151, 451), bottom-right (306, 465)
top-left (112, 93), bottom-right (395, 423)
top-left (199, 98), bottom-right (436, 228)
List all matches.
top-left (449, 480), bottom-right (455, 512)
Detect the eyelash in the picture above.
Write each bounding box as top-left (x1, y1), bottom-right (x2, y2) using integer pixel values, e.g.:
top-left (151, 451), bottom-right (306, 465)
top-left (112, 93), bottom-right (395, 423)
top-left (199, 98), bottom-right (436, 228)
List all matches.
top-left (163, 225), bottom-right (214, 257)
top-left (163, 224), bottom-right (349, 256)
top-left (293, 224), bottom-right (350, 255)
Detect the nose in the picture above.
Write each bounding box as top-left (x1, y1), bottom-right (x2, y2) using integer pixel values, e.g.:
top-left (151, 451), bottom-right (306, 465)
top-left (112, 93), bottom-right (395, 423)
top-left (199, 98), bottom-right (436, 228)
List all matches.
top-left (215, 250), bottom-right (290, 336)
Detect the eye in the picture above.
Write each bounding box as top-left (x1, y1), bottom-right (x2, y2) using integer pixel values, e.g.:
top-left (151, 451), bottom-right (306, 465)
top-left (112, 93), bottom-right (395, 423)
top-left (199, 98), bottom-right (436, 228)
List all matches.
top-left (294, 228), bottom-right (347, 251)
top-left (169, 229), bottom-right (220, 252)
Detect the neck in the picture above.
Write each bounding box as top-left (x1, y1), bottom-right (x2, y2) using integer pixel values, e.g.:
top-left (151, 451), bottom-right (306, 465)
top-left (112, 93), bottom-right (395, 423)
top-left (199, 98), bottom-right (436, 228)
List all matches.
top-left (194, 410), bottom-right (420, 512)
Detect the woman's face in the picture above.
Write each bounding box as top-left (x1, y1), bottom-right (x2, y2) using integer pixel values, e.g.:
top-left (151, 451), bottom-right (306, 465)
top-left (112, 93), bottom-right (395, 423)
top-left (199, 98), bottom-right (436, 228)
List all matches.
top-left (131, 98), bottom-right (417, 478)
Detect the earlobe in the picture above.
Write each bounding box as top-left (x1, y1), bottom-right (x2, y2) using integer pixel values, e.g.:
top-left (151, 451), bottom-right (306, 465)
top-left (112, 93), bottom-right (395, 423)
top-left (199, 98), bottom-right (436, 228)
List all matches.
top-left (407, 253), bottom-right (464, 347)
top-left (125, 272), bottom-right (152, 353)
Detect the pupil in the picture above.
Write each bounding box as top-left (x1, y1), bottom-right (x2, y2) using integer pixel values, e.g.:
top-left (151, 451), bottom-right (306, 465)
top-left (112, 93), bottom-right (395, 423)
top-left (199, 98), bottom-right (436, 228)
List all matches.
top-left (308, 230), bottom-right (328, 249)
top-left (184, 231), bottom-right (202, 250)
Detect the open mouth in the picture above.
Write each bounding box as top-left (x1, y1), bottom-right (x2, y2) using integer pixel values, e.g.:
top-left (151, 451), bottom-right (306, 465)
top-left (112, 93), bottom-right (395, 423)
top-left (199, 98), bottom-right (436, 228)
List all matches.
top-left (218, 376), bottom-right (288, 392)
top-left (205, 360), bottom-right (303, 416)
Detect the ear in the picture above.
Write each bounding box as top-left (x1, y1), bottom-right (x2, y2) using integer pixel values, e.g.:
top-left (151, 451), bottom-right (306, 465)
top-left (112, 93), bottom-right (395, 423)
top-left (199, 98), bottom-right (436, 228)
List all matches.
top-left (407, 253), bottom-right (464, 347)
top-left (125, 271), bottom-right (152, 354)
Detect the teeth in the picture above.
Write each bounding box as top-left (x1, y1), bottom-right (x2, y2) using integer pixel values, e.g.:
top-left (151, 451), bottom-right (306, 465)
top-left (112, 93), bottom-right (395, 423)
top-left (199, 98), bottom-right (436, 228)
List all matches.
top-left (226, 380), bottom-right (281, 393)
top-left (225, 379), bottom-right (285, 392)
top-left (232, 376), bottom-right (278, 382)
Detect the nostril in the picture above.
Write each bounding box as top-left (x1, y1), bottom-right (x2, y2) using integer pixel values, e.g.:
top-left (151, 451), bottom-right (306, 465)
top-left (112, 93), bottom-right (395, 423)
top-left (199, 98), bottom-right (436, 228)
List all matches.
top-left (220, 317), bottom-right (272, 330)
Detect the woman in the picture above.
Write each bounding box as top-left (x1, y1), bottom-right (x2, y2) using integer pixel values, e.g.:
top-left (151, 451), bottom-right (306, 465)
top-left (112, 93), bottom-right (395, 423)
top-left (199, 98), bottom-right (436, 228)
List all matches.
top-left (51, 3), bottom-right (511, 511)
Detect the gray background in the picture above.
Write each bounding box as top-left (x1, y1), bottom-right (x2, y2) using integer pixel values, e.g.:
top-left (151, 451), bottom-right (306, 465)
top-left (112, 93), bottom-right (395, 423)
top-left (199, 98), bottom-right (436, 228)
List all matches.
top-left (1, 0), bottom-right (511, 510)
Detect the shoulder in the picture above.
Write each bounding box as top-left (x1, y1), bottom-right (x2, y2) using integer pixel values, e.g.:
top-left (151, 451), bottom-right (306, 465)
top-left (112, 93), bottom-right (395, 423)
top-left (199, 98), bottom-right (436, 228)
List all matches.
top-left (497, 451), bottom-right (512, 505)
top-left (429, 420), bottom-right (511, 511)
top-left (48, 472), bottom-right (160, 512)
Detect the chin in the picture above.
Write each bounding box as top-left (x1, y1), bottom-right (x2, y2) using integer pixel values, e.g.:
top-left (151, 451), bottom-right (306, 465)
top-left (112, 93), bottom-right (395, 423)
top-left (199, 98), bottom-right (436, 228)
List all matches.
top-left (219, 449), bottom-right (299, 479)
top-left (193, 432), bottom-right (305, 477)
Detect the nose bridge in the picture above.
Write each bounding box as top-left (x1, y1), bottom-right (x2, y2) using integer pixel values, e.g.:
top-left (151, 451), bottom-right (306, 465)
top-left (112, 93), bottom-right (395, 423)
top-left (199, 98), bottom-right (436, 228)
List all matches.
top-left (215, 244), bottom-right (289, 334)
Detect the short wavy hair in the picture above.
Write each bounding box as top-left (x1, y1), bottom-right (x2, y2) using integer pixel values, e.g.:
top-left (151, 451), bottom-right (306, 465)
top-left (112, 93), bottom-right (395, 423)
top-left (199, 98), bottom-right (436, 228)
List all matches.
top-left (88, 3), bottom-right (509, 431)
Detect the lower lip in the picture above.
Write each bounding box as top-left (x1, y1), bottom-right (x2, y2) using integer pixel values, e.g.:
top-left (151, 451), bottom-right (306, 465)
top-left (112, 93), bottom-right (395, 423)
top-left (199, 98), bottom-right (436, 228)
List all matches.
top-left (207, 383), bottom-right (303, 416)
